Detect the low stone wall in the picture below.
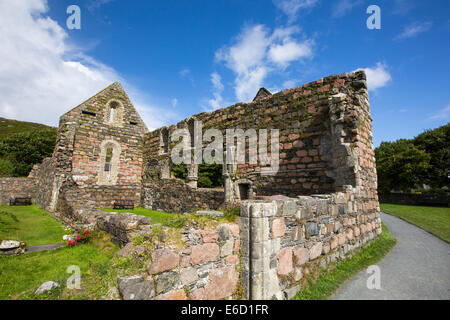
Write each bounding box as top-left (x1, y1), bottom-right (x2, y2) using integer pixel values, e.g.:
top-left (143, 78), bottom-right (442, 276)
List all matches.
top-left (379, 193), bottom-right (449, 207)
top-left (0, 178), bottom-right (36, 205)
top-left (54, 206), bottom-right (152, 247)
top-left (141, 180), bottom-right (225, 213)
top-left (240, 188), bottom-right (381, 300)
top-left (118, 221), bottom-right (241, 300)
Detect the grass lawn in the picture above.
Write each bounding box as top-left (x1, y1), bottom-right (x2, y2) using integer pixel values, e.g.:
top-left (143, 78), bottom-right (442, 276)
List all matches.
top-left (0, 241), bottom-right (117, 300)
top-left (380, 203), bottom-right (450, 243)
top-left (101, 207), bottom-right (179, 226)
top-left (294, 223), bottom-right (397, 300)
top-left (0, 205), bottom-right (67, 245)
top-left (0, 205), bottom-right (119, 300)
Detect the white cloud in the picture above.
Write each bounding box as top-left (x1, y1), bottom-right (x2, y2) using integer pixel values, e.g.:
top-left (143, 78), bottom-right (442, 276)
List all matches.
top-left (428, 104), bottom-right (450, 122)
top-left (332, 0), bottom-right (362, 18)
top-left (179, 68), bottom-right (191, 77)
top-left (354, 62), bottom-right (392, 91)
top-left (215, 25), bottom-right (313, 102)
top-left (205, 72), bottom-right (226, 111)
top-left (268, 39), bottom-right (313, 68)
top-left (396, 21), bottom-right (432, 40)
top-left (171, 98), bottom-right (178, 108)
top-left (0, 0), bottom-right (175, 130)
top-left (273, 0), bottom-right (319, 21)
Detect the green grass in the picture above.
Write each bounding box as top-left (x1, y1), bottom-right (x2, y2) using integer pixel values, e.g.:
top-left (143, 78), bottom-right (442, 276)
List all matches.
top-left (294, 223), bottom-right (397, 300)
top-left (380, 203), bottom-right (450, 243)
top-left (0, 242), bottom-right (117, 300)
top-left (101, 207), bottom-right (180, 226)
top-left (0, 205), bottom-right (67, 245)
top-left (0, 117), bottom-right (56, 139)
top-left (0, 205), bottom-right (119, 300)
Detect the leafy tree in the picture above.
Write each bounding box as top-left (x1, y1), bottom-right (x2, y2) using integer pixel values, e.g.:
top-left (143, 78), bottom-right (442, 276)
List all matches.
top-left (0, 129), bottom-right (57, 177)
top-left (171, 162), bottom-right (224, 188)
top-left (375, 139), bottom-right (431, 193)
top-left (413, 124), bottom-right (450, 188)
top-left (0, 158), bottom-right (14, 177)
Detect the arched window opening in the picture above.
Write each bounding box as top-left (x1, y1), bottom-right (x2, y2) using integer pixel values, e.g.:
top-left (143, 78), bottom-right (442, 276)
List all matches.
top-left (98, 140), bottom-right (121, 185)
top-left (104, 147), bottom-right (113, 180)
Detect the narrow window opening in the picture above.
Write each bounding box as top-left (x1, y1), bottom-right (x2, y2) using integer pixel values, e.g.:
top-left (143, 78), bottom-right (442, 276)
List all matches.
top-left (104, 147), bottom-right (113, 180)
top-left (159, 128), bottom-right (169, 154)
top-left (109, 107), bottom-right (116, 122)
top-left (82, 110), bottom-right (96, 116)
top-left (130, 121), bottom-right (138, 125)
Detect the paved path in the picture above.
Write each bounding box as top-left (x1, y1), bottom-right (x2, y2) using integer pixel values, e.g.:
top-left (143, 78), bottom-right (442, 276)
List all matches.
top-left (25, 243), bottom-right (64, 253)
top-left (332, 212), bottom-right (450, 300)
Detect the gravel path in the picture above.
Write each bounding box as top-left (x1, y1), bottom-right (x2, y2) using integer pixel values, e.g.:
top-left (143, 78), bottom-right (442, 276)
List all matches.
top-left (332, 212), bottom-right (450, 300)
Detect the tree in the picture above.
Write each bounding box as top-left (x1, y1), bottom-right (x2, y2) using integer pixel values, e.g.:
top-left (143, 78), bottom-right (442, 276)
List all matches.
top-left (375, 139), bottom-right (431, 193)
top-left (413, 124), bottom-right (450, 188)
top-left (0, 129), bottom-right (57, 177)
top-left (0, 158), bottom-right (14, 177)
top-left (171, 162), bottom-right (224, 188)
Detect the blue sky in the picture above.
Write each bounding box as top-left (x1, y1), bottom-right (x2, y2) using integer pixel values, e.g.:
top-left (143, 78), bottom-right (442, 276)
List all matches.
top-left (0, 0), bottom-right (449, 146)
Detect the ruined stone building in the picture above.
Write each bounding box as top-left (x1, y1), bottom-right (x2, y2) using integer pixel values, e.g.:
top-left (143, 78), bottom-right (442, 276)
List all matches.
top-left (0, 71), bottom-right (382, 300)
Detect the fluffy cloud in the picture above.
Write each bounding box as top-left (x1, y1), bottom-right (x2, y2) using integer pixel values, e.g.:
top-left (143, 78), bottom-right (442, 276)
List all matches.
top-left (0, 0), bottom-right (174, 130)
top-left (396, 22), bottom-right (433, 40)
top-left (215, 25), bottom-right (313, 102)
top-left (273, 0), bottom-right (319, 21)
top-left (205, 72), bottom-right (226, 111)
top-left (355, 62), bottom-right (392, 91)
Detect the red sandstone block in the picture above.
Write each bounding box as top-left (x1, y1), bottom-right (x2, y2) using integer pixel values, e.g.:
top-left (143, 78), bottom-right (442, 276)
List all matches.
top-left (191, 243), bottom-right (220, 265)
top-left (277, 247), bottom-right (294, 275)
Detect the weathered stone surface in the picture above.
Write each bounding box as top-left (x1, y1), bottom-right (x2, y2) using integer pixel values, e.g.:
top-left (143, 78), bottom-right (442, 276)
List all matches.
top-left (226, 254), bottom-right (239, 265)
top-left (220, 239), bottom-right (234, 257)
top-left (190, 287), bottom-right (205, 300)
top-left (196, 210), bottom-right (224, 217)
top-left (271, 218), bottom-right (286, 238)
top-left (309, 242), bottom-right (323, 260)
top-left (306, 222), bottom-right (319, 237)
top-left (148, 249), bottom-right (179, 275)
top-left (180, 268), bottom-right (198, 286)
top-left (117, 242), bottom-right (134, 258)
top-left (199, 230), bottom-right (218, 243)
top-left (118, 275), bottom-right (154, 300)
top-left (0, 240), bottom-right (21, 250)
top-left (155, 289), bottom-right (187, 300)
top-left (155, 271), bottom-right (180, 295)
top-left (277, 247), bottom-right (294, 275)
top-left (204, 267), bottom-right (238, 300)
top-left (35, 281), bottom-right (59, 295)
top-left (293, 247), bottom-right (309, 266)
top-left (217, 225), bottom-right (232, 242)
top-left (191, 243), bottom-right (220, 265)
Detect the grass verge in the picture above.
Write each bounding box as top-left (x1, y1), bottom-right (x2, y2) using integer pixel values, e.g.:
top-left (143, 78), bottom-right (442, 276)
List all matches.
top-left (101, 207), bottom-right (179, 226)
top-left (380, 203), bottom-right (450, 243)
top-left (0, 205), bottom-right (67, 245)
top-left (293, 223), bottom-right (396, 300)
top-left (0, 232), bottom-right (118, 300)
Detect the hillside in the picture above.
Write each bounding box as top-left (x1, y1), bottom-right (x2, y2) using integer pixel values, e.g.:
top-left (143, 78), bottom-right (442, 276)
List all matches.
top-left (0, 117), bottom-right (56, 139)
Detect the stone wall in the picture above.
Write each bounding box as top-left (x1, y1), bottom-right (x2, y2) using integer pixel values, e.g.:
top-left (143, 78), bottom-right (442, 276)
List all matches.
top-left (0, 177), bottom-right (36, 205)
top-left (240, 187), bottom-right (381, 300)
top-left (142, 71), bottom-right (375, 208)
top-left (141, 180), bottom-right (224, 213)
top-left (118, 221), bottom-right (241, 300)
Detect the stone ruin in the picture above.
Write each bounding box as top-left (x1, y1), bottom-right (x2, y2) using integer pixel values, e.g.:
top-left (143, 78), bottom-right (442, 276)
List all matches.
top-left (0, 71), bottom-right (382, 300)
